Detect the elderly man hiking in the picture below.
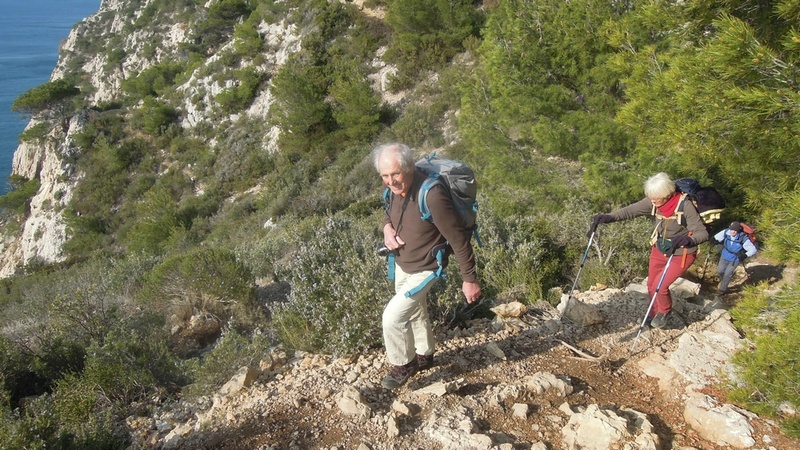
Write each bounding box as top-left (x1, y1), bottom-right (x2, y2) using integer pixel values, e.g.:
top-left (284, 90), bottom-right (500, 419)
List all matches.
top-left (372, 143), bottom-right (481, 389)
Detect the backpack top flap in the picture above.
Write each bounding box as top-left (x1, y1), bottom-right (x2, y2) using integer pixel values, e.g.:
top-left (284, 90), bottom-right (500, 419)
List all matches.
top-left (675, 178), bottom-right (702, 197)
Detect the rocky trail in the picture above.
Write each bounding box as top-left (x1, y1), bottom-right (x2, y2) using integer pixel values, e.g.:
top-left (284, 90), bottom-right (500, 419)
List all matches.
top-left (131, 259), bottom-right (799, 450)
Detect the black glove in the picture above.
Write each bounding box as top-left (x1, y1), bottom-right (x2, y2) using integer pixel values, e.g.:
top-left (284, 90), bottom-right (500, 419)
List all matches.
top-left (715, 238), bottom-right (723, 245)
top-left (737, 250), bottom-right (747, 261)
top-left (667, 235), bottom-right (694, 254)
top-left (588, 214), bottom-right (614, 236)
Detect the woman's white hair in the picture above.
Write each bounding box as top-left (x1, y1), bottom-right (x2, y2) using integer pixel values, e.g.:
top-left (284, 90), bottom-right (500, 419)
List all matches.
top-left (644, 172), bottom-right (676, 199)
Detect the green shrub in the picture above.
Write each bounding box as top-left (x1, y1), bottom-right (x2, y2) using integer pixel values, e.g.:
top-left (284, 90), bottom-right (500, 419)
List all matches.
top-left (47, 264), bottom-right (124, 345)
top-left (268, 56), bottom-right (333, 155)
top-left (384, 0), bottom-right (482, 82)
top-left (183, 328), bottom-right (271, 397)
top-left (191, 0), bottom-right (253, 55)
top-left (62, 321), bottom-right (180, 405)
top-left (120, 188), bottom-right (181, 255)
top-left (211, 119), bottom-right (271, 192)
top-left (215, 67), bottom-right (265, 113)
top-left (728, 285), bottom-right (800, 437)
top-left (18, 122), bottom-right (50, 143)
top-left (44, 318), bottom-right (177, 448)
top-left (271, 214), bottom-right (391, 355)
top-left (475, 202), bottom-right (569, 304)
top-left (0, 394), bottom-right (63, 450)
top-left (131, 98), bottom-right (178, 136)
top-left (235, 215), bottom-right (322, 281)
top-left (71, 112), bottom-right (126, 153)
top-left (0, 176), bottom-right (40, 216)
top-left (0, 335), bottom-right (57, 409)
top-left (121, 60), bottom-right (185, 100)
top-left (576, 215), bottom-right (653, 290)
top-left (233, 18), bottom-right (263, 57)
top-left (138, 248), bottom-right (258, 327)
top-left (759, 191), bottom-right (800, 264)
top-left (286, 144), bottom-right (379, 218)
top-left (0, 284), bottom-right (172, 449)
top-left (329, 68), bottom-right (382, 142)
top-left (385, 102), bottom-right (445, 148)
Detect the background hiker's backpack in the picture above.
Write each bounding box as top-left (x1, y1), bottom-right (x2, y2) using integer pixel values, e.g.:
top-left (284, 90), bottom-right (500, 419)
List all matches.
top-left (739, 222), bottom-right (757, 245)
top-left (674, 177), bottom-right (726, 225)
top-left (414, 154), bottom-right (479, 243)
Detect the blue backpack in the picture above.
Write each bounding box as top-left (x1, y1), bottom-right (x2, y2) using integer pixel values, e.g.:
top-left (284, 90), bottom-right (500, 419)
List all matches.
top-left (415, 154), bottom-right (480, 243)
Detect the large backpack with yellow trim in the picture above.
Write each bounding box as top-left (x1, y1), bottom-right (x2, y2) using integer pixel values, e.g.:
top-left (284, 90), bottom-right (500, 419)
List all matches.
top-left (673, 178), bottom-right (726, 225)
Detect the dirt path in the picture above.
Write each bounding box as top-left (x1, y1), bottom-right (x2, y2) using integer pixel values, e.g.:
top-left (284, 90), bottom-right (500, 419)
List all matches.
top-left (161, 258), bottom-right (798, 450)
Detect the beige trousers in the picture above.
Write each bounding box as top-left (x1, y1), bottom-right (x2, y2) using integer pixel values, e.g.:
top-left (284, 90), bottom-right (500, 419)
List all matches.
top-left (382, 265), bottom-right (437, 366)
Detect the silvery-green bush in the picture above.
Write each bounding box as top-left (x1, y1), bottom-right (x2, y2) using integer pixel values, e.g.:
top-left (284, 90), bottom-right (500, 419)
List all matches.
top-left (272, 214), bottom-right (391, 356)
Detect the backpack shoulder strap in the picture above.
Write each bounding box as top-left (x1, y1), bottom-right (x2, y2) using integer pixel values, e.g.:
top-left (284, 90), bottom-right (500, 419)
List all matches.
top-left (651, 193), bottom-right (689, 221)
top-left (418, 173), bottom-right (443, 222)
top-left (674, 193), bottom-right (689, 227)
top-left (382, 187), bottom-right (391, 207)
top-left (650, 193), bottom-right (689, 245)
top-left (736, 232), bottom-right (748, 244)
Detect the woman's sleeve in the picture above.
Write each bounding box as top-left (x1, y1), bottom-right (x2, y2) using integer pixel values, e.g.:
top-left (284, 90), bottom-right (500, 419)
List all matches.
top-left (682, 201), bottom-right (709, 244)
top-left (609, 198), bottom-right (652, 221)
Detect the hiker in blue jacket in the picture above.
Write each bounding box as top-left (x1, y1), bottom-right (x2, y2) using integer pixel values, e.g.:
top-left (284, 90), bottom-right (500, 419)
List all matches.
top-left (714, 221), bottom-right (757, 294)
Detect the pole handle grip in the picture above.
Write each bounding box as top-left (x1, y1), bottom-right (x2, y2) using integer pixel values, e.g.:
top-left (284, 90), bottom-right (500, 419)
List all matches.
top-left (681, 231), bottom-right (693, 268)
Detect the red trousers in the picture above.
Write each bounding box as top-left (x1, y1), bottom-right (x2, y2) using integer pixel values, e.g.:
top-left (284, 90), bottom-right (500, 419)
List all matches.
top-left (646, 246), bottom-right (696, 316)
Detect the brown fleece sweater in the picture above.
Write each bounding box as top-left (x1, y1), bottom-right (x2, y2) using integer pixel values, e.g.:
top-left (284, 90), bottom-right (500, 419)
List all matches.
top-left (383, 168), bottom-right (477, 282)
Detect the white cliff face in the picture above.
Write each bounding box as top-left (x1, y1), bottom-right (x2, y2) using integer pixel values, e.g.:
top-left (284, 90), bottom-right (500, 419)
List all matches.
top-left (0, 112), bottom-right (84, 276)
top-left (11, 123), bottom-right (47, 181)
top-left (0, 0), bottom-right (188, 276)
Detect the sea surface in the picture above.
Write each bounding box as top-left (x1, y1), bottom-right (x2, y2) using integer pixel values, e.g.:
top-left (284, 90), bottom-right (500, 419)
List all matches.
top-left (0, 0), bottom-right (100, 194)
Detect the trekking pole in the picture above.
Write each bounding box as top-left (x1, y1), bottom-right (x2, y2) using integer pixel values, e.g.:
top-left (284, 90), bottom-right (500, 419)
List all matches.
top-left (630, 252), bottom-right (675, 353)
top-left (563, 230), bottom-right (595, 318)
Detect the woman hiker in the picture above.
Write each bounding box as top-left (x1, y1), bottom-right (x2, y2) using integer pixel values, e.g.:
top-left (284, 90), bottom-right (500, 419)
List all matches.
top-left (589, 172), bottom-right (709, 329)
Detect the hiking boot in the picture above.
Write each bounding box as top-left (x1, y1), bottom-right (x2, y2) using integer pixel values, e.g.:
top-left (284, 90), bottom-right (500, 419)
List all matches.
top-left (416, 353), bottom-right (434, 371)
top-left (644, 316), bottom-right (653, 328)
top-left (650, 312), bottom-right (670, 329)
top-left (381, 359), bottom-right (418, 389)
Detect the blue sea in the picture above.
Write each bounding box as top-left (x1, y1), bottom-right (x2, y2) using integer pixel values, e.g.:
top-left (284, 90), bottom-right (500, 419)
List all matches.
top-left (0, 0), bottom-right (100, 194)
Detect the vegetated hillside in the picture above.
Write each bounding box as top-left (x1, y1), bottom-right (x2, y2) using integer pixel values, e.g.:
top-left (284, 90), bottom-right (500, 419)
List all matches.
top-left (0, 0), bottom-right (798, 448)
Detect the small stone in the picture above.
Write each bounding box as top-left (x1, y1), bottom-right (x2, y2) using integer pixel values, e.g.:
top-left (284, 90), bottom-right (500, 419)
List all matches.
top-left (391, 399), bottom-right (412, 416)
top-left (387, 415), bottom-right (400, 438)
top-left (512, 403), bottom-right (529, 419)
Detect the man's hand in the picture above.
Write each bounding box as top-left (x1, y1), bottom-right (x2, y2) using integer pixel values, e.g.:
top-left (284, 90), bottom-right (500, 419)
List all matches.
top-left (383, 223), bottom-right (405, 250)
top-left (462, 281), bottom-right (481, 304)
